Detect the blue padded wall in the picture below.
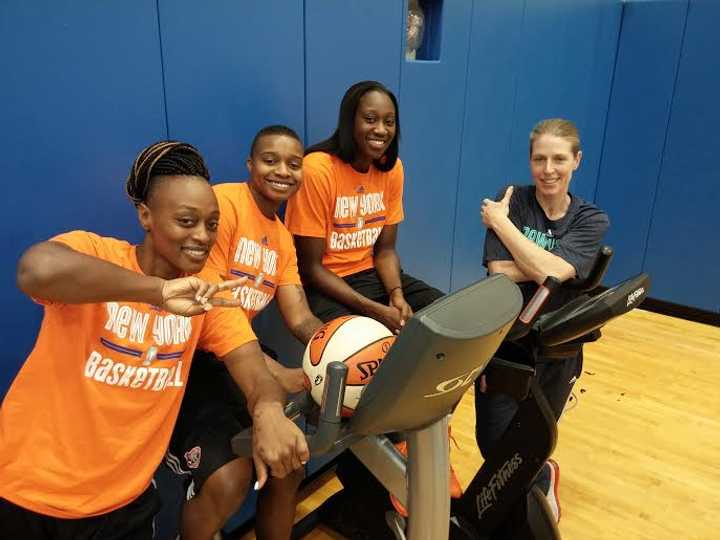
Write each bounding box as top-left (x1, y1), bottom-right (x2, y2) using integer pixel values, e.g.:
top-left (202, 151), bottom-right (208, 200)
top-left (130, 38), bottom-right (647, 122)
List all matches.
top-left (304, 0), bottom-right (404, 145)
top-left (158, 0), bottom-right (305, 181)
top-left (451, 0), bottom-right (622, 291)
top-left (450, 0), bottom-right (526, 291)
top-left (0, 1), bottom-right (166, 394)
top-left (508, 0), bottom-right (621, 203)
top-left (643, 0), bottom-right (720, 312)
top-left (397, 0), bottom-right (473, 292)
top-left (596, 1), bottom-right (688, 286)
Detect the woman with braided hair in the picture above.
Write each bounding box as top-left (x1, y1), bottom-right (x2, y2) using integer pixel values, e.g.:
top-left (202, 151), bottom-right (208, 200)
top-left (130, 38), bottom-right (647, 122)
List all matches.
top-left (0, 141), bottom-right (308, 540)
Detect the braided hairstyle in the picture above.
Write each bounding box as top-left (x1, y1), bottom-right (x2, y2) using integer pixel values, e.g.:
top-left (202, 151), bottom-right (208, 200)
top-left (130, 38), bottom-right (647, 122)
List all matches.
top-left (126, 141), bottom-right (210, 207)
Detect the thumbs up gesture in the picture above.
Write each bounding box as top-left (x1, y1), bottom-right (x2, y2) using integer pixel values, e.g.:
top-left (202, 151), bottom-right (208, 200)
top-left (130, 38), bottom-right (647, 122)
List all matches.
top-left (481, 186), bottom-right (513, 230)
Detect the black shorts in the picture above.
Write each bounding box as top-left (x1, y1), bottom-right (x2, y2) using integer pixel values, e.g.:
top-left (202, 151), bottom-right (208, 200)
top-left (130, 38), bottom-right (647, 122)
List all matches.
top-left (0, 484), bottom-right (160, 540)
top-left (305, 268), bottom-right (444, 322)
top-left (165, 348), bottom-right (272, 494)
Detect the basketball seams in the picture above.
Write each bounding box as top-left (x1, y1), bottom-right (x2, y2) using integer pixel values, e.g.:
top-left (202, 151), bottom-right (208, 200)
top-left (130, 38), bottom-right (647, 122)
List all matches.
top-left (309, 315), bottom-right (354, 366)
top-left (335, 335), bottom-right (394, 369)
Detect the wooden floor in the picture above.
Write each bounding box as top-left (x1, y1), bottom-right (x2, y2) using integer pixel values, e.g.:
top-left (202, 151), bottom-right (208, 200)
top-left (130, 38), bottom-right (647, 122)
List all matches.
top-left (237, 309), bottom-right (720, 540)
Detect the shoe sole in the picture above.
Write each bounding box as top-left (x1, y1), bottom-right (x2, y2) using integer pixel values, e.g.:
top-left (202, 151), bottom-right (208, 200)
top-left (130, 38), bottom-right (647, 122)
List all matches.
top-left (546, 459), bottom-right (561, 522)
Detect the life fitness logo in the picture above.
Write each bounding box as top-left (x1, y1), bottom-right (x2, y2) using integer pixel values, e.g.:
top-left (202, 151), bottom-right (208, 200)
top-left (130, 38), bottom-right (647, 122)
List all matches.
top-left (423, 365), bottom-right (484, 398)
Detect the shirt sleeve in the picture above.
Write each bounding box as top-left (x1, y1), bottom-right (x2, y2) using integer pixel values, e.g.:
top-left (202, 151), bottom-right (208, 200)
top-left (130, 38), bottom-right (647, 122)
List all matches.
top-left (205, 185), bottom-right (238, 275)
top-left (198, 306), bottom-right (258, 358)
top-left (385, 159), bottom-right (405, 225)
top-left (196, 267), bottom-right (258, 357)
top-left (285, 154), bottom-right (333, 238)
top-left (37, 231), bottom-right (113, 306)
top-left (278, 237), bottom-right (302, 286)
top-left (552, 208), bottom-right (610, 281)
top-left (482, 186), bottom-right (516, 266)
top-left (50, 230), bottom-right (106, 257)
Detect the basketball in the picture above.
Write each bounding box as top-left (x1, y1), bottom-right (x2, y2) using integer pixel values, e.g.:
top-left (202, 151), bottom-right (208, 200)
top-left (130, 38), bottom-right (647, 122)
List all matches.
top-left (303, 315), bottom-right (396, 416)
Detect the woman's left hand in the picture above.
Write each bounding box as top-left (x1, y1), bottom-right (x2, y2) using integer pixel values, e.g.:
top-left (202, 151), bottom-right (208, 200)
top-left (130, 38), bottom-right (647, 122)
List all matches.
top-left (481, 186), bottom-right (513, 229)
top-left (389, 288), bottom-right (413, 328)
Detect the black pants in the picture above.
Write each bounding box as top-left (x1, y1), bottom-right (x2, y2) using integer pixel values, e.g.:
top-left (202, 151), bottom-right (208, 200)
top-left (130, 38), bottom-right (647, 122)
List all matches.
top-left (0, 485), bottom-right (160, 540)
top-left (305, 268), bottom-right (443, 539)
top-left (473, 352), bottom-right (582, 493)
top-left (165, 346), bottom-right (277, 493)
top-left (306, 267), bottom-right (443, 323)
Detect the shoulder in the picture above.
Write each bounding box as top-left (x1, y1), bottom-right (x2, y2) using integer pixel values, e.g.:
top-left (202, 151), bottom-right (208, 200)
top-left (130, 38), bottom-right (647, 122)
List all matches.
top-left (212, 182), bottom-right (246, 204)
top-left (506, 184), bottom-right (534, 215)
top-left (213, 182), bottom-right (251, 219)
top-left (301, 152), bottom-right (336, 195)
top-left (304, 152), bottom-right (335, 175)
top-left (386, 157), bottom-right (403, 178)
top-left (51, 230), bottom-right (132, 258)
top-left (510, 184), bottom-right (534, 200)
top-left (569, 195), bottom-right (610, 229)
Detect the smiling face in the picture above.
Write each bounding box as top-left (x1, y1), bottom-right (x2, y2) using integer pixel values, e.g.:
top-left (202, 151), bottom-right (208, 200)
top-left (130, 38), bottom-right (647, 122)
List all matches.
top-left (138, 175), bottom-right (219, 278)
top-left (246, 133), bottom-right (303, 216)
top-left (529, 134), bottom-right (582, 199)
top-left (352, 90), bottom-right (397, 171)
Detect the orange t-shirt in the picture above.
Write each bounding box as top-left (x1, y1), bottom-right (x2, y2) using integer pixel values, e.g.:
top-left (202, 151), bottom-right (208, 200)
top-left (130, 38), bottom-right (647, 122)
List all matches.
top-left (208, 182), bottom-right (301, 320)
top-left (284, 152), bottom-right (404, 277)
top-left (0, 231), bottom-right (256, 518)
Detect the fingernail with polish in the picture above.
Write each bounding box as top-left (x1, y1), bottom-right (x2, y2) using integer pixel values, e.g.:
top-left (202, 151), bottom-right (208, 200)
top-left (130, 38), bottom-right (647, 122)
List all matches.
top-left (253, 481), bottom-right (260, 491)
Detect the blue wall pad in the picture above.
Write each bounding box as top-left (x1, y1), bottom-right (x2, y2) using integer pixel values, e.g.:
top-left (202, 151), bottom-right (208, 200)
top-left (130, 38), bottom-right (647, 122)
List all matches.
top-left (451, 0), bottom-right (526, 291)
top-left (508, 0), bottom-right (621, 204)
top-left (158, 0), bottom-right (305, 181)
top-left (0, 1), bottom-right (166, 394)
top-left (398, 0), bottom-right (473, 291)
top-left (304, 0), bottom-right (404, 146)
top-left (596, 0), bottom-right (688, 286)
top-left (643, 0), bottom-right (720, 312)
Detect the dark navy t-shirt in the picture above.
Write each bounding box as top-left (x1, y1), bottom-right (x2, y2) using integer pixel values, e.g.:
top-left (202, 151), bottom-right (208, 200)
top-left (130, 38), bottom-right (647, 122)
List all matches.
top-left (483, 184), bottom-right (609, 311)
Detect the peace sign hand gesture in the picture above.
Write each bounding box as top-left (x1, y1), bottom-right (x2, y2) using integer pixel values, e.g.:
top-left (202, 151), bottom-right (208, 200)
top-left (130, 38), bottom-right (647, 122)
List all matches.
top-left (159, 276), bottom-right (247, 316)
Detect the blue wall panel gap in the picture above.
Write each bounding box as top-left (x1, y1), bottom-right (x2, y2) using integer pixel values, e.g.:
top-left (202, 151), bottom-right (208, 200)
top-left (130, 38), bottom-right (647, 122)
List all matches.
top-left (155, 0), bottom-right (170, 139)
top-left (639, 0), bottom-right (690, 276)
top-left (159, 0), bottom-right (305, 181)
top-left (595, 0), bottom-right (687, 286)
top-left (450, 0), bottom-right (526, 291)
top-left (593, 0), bottom-right (626, 205)
top-left (397, 0), bottom-right (473, 292)
top-left (448, 0), bottom-right (477, 288)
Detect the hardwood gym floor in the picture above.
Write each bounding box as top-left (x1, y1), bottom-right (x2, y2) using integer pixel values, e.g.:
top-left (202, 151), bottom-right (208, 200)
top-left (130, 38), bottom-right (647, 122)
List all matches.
top-left (238, 309), bottom-right (720, 539)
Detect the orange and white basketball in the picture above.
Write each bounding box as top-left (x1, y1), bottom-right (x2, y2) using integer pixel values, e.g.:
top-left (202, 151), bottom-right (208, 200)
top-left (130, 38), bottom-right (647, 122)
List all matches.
top-left (303, 315), bottom-right (395, 416)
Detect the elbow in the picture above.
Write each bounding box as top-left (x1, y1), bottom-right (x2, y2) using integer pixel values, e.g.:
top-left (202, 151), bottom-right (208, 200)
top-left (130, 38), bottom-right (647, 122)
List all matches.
top-left (537, 266), bottom-right (575, 286)
top-left (16, 243), bottom-right (58, 295)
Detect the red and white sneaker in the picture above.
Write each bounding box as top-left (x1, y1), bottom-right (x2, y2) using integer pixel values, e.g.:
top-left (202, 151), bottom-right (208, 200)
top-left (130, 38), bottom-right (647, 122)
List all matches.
top-left (546, 458), bottom-right (561, 523)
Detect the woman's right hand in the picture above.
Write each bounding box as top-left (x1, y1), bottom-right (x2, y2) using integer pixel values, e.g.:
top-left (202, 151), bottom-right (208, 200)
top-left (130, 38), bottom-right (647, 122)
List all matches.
top-left (365, 301), bottom-right (404, 333)
top-left (160, 276), bottom-right (247, 316)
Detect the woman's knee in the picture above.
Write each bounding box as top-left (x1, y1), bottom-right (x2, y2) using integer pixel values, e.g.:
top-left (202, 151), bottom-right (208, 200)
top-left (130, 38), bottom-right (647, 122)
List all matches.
top-left (200, 458), bottom-right (254, 518)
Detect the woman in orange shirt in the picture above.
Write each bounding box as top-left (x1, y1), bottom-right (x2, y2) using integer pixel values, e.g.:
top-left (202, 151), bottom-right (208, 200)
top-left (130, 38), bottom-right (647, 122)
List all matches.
top-left (0, 141), bottom-right (308, 540)
top-left (166, 126), bottom-right (324, 540)
top-left (285, 81), bottom-right (445, 538)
